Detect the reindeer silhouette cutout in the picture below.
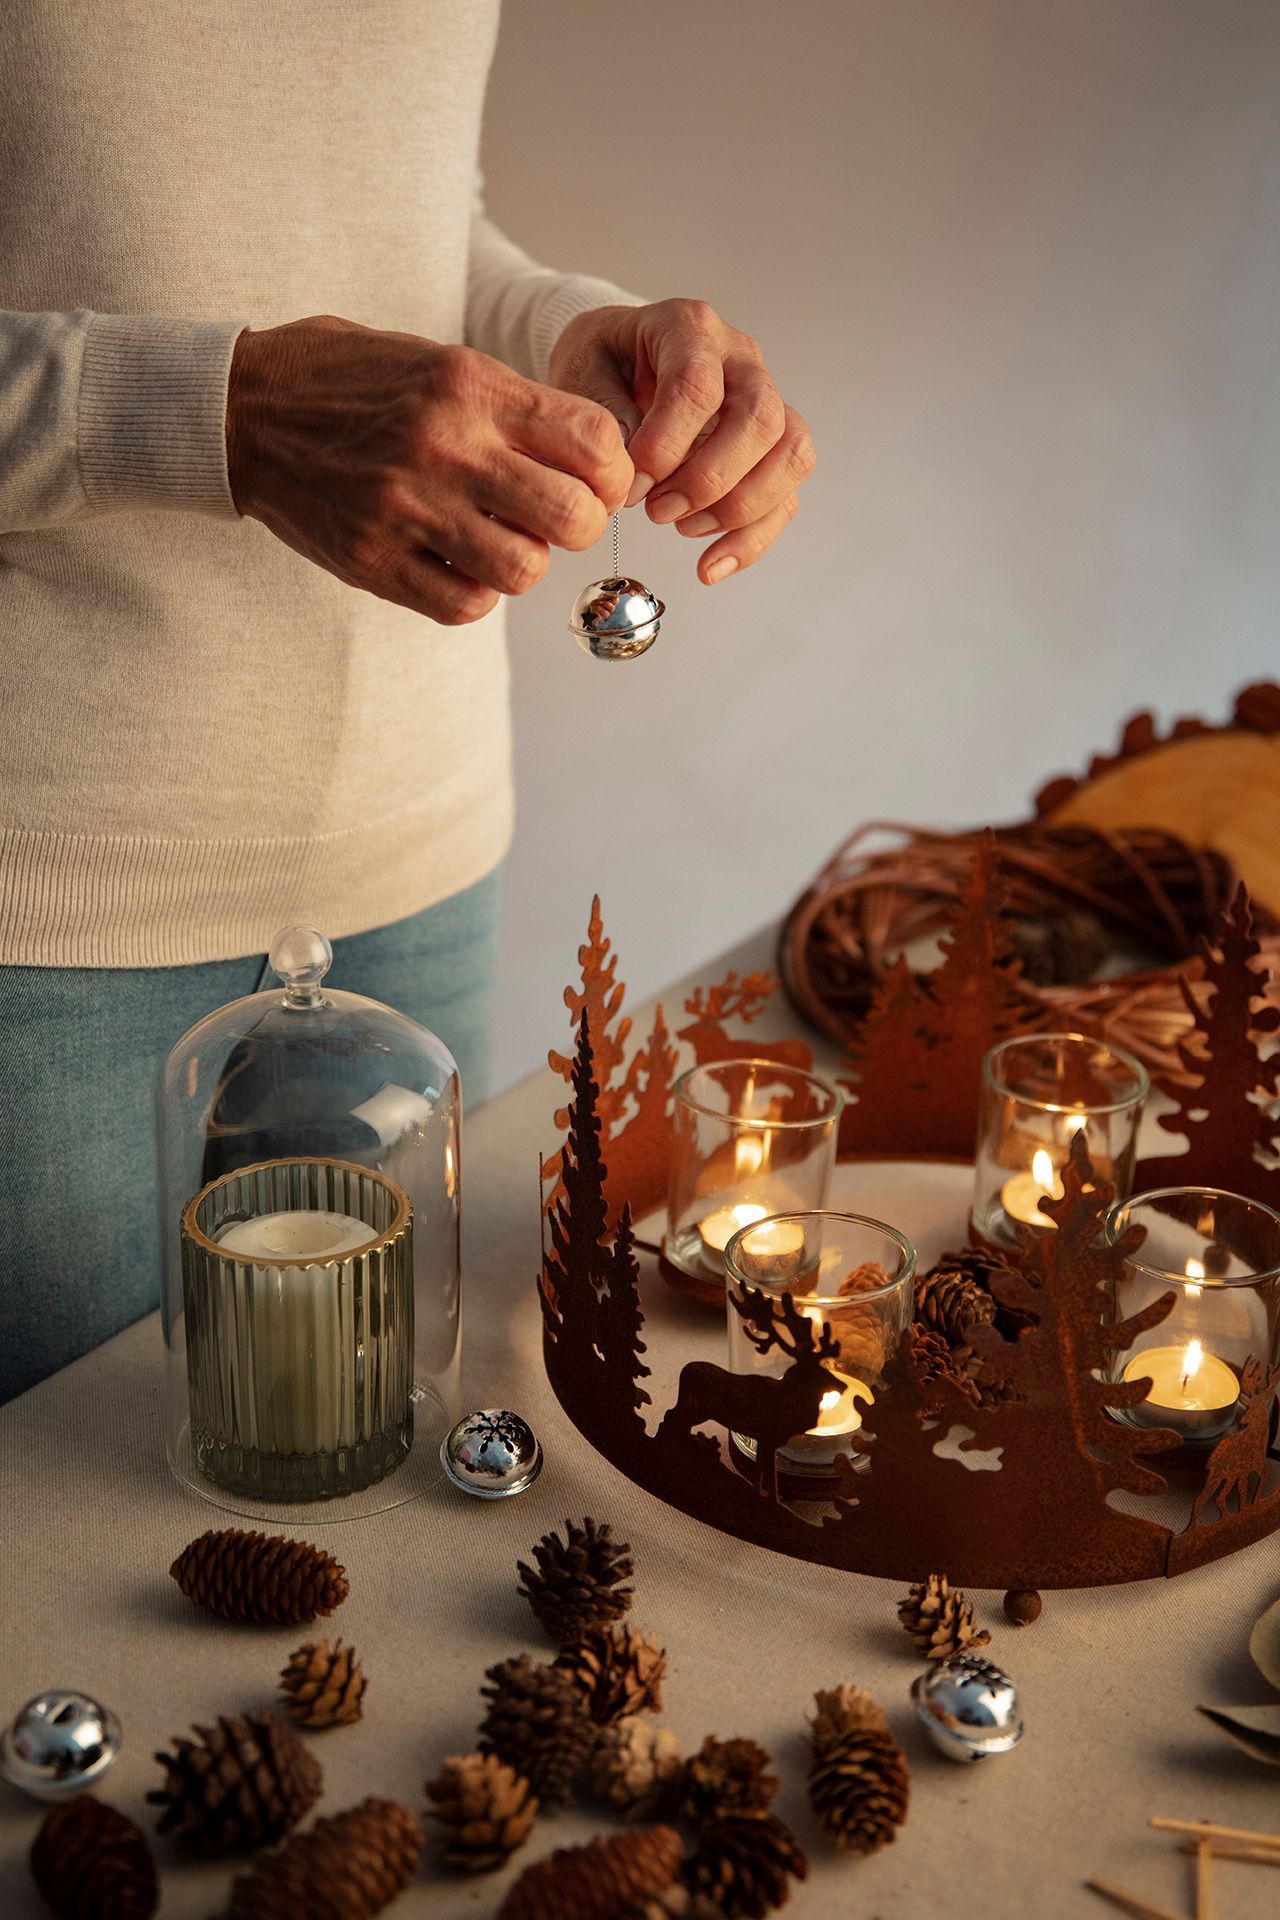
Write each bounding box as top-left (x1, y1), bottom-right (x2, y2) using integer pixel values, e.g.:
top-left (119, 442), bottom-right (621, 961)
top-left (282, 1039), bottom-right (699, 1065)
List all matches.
top-left (677, 974), bottom-right (812, 1072)
top-left (659, 1283), bottom-right (845, 1502)
top-left (1192, 1358), bottom-right (1275, 1523)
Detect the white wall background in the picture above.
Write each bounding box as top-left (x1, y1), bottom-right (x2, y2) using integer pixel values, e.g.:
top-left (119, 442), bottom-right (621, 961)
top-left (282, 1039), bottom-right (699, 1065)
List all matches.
top-left (481, 0), bottom-right (1280, 1093)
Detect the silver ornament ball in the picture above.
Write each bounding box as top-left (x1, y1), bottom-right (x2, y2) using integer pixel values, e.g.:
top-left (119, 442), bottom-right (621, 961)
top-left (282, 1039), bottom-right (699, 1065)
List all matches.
top-left (568, 576), bottom-right (665, 661)
top-left (440, 1408), bottom-right (543, 1498)
top-left (911, 1654), bottom-right (1024, 1764)
top-left (1, 1690), bottom-right (123, 1801)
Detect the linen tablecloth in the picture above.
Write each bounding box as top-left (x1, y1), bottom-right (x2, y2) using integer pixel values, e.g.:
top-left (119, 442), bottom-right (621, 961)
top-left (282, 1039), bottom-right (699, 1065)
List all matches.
top-left (3, 928), bottom-right (1277, 1919)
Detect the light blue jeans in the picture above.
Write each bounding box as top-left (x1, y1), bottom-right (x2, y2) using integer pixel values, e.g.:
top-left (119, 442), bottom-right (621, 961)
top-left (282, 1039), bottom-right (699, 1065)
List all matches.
top-left (0, 872), bottom-right (500, 1405)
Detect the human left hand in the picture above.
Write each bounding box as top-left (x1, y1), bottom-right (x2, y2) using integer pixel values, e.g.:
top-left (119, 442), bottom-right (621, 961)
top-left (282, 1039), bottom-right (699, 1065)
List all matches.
top-left (548, 299), bottom-right (815, 584)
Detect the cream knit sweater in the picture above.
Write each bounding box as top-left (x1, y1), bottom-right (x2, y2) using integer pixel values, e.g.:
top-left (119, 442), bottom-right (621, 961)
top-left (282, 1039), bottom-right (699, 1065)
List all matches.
top-left (0, 0), bottom-right (638, 967)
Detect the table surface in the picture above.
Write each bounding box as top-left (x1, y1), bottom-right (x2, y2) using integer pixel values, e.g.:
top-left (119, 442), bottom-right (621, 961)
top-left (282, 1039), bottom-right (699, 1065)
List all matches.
top-left (4, 926), bottom-right (1279, 1920)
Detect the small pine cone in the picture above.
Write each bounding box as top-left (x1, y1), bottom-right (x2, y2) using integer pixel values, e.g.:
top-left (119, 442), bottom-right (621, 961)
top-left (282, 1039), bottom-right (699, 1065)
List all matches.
top-left (478, 1655), bottom-right (594, 1807)
top-left (950, 1342), bottom-right (1020, 1410)
top-left (426, 1751), bottom-right (538, 1872)
top-left (687, 1812), bottom-right (808, 1920)
top-left (913, 1263), bottom-right (996, 1345)
top-left (897, 1573), bottom-right (991, 1660)
top-left (169, 1528), bottom-right (348, 1626)
top-left (516, 1516), bottom-right (635, 1647)
top-left (591, 1715), bottom-right (684, 1818)
top-left (280, 1638), bottom-right (367, 1728)
top-left (30, 1796), bottom-right (158, 1920)
top-left (909, 1323), bottom-right (952, 1389)
top-left (677, 1735), bottom-right (779, 1823)
top-left (498, 1825), bottom-right (683, 1920)
top-left (148, 1710), bottom-right (322, 1856)
top-left (225, 1797), bottom-right (421, 1920)
top-left (555, 1624), bottom-right (667, 1724)
top-left (809, 1689), bottom-right (909, 1857)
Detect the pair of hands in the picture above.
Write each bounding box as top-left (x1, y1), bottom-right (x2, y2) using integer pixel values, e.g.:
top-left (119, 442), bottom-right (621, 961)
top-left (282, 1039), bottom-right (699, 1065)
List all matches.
top-left (227, 301), bottom-right (814, 628)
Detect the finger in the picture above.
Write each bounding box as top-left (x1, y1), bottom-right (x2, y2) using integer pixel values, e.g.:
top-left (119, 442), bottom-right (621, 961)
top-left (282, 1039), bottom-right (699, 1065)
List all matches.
top-left (623, 329), bottom-right (726, 499)
top-left (647, 358), bottom-right (786, 525)
top-left (696, 492), bottom-right (800, 585)
top-left (476, 453), bottom-right (608, 553)
top-left (550, 328), bottom-right (645, 448)
top-left (429, 509), bottom-right (551, 598)
top-left (368, 545), bottom-right (501, 626)
top-left (674, 406), bottom-right (814, 537)
top-left (505, 383), bottom-right (633, 512)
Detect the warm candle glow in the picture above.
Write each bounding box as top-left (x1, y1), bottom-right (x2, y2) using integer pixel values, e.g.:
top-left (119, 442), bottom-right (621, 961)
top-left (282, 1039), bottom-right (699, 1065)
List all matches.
top-left (1063, 1112), bottom-right (1088, 1137)
top-left (1184, 1257), bottom-right (1204, 1299)
top-left (1032, 1148), bottom-right (1055, 1189)
top-left (733, 1132), bottom-right (767, 1177)
top-left (1000, 1149), bottom-right (1066, 1228)
top-left (1119, 1340), bottom-right (1239, 1442)
top-left (698, 1201), bottom-right (768, 1257)
top-left (1180, 1339), bottom-right (1204, 1393)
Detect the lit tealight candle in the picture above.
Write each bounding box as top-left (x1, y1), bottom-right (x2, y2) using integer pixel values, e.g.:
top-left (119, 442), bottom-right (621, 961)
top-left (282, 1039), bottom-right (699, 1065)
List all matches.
top-left (1120, 1338), bottom-right (1240, 1442)
top-left (809, 1373), bottom-right (875, 1439)
top-left (699, 1205), bottom-right (808, 1281)
top-left (698, 1201), bottom-right (769, 1264)
top-left (1000, 1148), bottom-right (1065, 1230)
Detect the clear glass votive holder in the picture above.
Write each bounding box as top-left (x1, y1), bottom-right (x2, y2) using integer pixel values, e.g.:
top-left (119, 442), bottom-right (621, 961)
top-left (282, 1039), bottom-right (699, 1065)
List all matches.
top-left (664, 1060), bottom-right (843, 1286)
top-left (1104, 1186), bottom-right (1280, 1447)
top-left (723, 1210), bottom-right (915, 1483)
top-left (972, 1032), bottom-right (1149, 1248)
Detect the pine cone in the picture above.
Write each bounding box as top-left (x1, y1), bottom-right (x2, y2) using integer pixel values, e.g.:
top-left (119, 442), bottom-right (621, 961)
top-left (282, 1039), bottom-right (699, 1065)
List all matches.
top-left (809, 1686), bottom-right (909, 1856)
top-left (591, 1715), bottom-right (684, 1818)
top-left (517, 1516), bottom-right (635, 1647)
top-left (950, 1341), bottom-right (1020, 1410)
top-left (170, 1528), bottom-right (348, 1626)
top-left (555, 1624), bottom-right (667, 1724)
top-left (1011, 911), bottom-right (1108, 985)
top-left (478, 1655), bottom-right (594, 1806)
top-left (909, 1323), bottom-right (952, 1389)
top-left (425, 1751), bottom-right (537, 1872)
top-left (279, 1639), bottom-right (367, 1728)
top-left (687, 1813), bottom-right (808, 1920)
top-left (499, 1826), bottom-right (683, 1920)
top-left (897, 1573), bottom-right (991, 1660)
top-left (148, 1710), bottom-right (322, 1856)
top-left (30, 1796), bottom-right (158, 1920)
top-left (224, 1797), bottom-right (421, 1920)
top-left (677, 1735), bottom-right (779, 1824)
top-left (913, 1262), bottom-right (996, 1345)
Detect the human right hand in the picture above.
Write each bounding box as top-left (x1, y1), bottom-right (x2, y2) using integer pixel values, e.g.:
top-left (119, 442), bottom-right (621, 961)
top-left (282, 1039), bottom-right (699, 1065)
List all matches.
top-left (226, 315), bottom-right (633, 626)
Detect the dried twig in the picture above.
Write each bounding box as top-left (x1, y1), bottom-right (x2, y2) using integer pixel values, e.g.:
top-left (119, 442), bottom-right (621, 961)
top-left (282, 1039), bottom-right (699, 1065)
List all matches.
top-left (1085, 1875), bottom-right (1192, 1920)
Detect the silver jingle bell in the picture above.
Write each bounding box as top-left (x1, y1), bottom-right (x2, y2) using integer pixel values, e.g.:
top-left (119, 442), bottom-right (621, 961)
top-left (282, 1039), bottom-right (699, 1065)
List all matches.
top-left (911, 1654), bottom-right (1024, 1764)
top-left (1, 1690), bottom-right (123, 1801)
top-left (440, 1408), bottom-right (543, 1499)
top-left (568, 576), bottom-right (664, 661)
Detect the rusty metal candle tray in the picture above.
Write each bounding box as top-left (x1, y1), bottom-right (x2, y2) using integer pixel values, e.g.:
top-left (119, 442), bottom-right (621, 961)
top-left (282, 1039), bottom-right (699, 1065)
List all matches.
top-left (538, 721), bottom-right (1280, 1588)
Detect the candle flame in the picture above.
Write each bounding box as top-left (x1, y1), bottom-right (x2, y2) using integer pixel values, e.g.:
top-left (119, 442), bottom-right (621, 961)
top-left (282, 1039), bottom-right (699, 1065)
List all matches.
top-left (1064, 1112), bottom-right (1088, 1137)
top-left (1032, 1149), bottom-right (1055, 1191)
top-left (734, 1133), bottom-right (767, 1177)
top-left (1184, 1256), bottom-right (1204, 1300)
top-left (1181, 1339), bottom-right (1204, 1393)
top-left (819, 1390), bottom-right (841, 1414)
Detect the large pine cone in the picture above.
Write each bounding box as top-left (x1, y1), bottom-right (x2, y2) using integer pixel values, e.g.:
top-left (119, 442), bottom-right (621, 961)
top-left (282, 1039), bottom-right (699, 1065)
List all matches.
top-left (170, 1529), bottom-right (348, 1626)
top-left (498, 1825), bottom-right (683, 1920)
top-left (687, 1812), bottom-right (809, 1919)
top-left (30, 1796), bottom-right (158, 1920)
top-left (225, 1797), bottom-right (421, 1920)
top-left (1011, 909), bottom-right (1108, 985)
top-left (517, 1516), bottom-right (635, 1647)
top-left (897, 1573), bottom-right (991, 1660)
top-left (555, 1624), bottom-right (667, 1724)
top-left (591, 1715), bottom-right (683, 1818)
top-left (148, 1710), bottom-right (322, 1856)
top-left (425, 1751), bottom-right (538, 1872)
top-left (677, 1735), bottom-right (779, 1824)
top-left (478, 1655), bottom-right (594, 1806)
top-left (913, 1261), bottom-right (996, 1344)
top-left (809, 1686), bottom-right (909, 1856)
top-left (279, 1639), bottom-right (367, 1728)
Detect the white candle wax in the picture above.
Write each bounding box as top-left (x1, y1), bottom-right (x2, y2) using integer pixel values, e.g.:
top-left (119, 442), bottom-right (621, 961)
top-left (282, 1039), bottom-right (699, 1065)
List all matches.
top-left (700, 1207), bottom-right (807, 1282)
top-left (1121, 1340), bottom-right (1240, 1443)
top-left (698, 1201), bottom-right (770, 1261)
top-left (1000, 1149), bottom-right (1065, 1230)
top-left (216, 1209), bottom-right (373, 1455)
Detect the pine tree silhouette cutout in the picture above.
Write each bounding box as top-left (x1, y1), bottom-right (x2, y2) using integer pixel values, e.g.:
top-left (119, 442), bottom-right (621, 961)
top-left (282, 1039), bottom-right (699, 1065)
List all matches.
top-left (841, 830), bottom-right (1037, 1156)
top-left (1139, 885), bottom-right (1280, 1206)
top-left (541, 1012), bottom-right (610, 1364)
top-left (549, 896), bottom-right (634, 1132)
top-left (605, 1002), bottom-right (679, 1223)
top-left (595, 1201), bottom-right (651, 1421)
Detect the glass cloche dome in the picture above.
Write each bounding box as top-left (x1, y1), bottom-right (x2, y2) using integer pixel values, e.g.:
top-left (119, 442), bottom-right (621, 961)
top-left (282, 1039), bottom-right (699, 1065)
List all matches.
top-left (157, 926), bottom-right (461, 1519)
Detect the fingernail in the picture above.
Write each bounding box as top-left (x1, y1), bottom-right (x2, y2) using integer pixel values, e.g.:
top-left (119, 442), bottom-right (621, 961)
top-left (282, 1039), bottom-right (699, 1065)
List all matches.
top-left (649, 490), bottom-right (691, 525)
top-left (705, 555), bottom-right (739, 584)
top-left (679, 509), bottom-right (719, 537)
top-left (625, 471), bottom-right (655, 509)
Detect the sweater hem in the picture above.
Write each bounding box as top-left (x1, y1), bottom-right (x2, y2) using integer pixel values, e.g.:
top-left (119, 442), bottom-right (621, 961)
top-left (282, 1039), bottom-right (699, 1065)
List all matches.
top-left (0, 798), bottom-right (514, 969)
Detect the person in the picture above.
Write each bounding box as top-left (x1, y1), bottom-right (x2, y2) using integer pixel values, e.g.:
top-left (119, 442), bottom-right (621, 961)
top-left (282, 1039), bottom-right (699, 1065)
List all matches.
top-left (0, 1), bottom-right (815, 1404)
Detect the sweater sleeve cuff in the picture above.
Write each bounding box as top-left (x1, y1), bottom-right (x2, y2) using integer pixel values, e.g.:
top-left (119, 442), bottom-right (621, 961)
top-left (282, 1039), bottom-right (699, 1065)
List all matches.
top-left (77, 315), bottom-right (246, 516)
top-left (529, 276), bottom-right (645, 385)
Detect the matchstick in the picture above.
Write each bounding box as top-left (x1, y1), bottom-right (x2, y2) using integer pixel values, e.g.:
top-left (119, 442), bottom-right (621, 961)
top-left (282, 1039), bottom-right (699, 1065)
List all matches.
top-left (1151, 1816), bottom-right (1280, 1853)
top-left (1195, 1837), bottom-right (1211, 1920)
top-left (1179, 1840), bottom-right (1280, 1868)
top-left (1085, 1876), bottom-right (1194, 1920)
